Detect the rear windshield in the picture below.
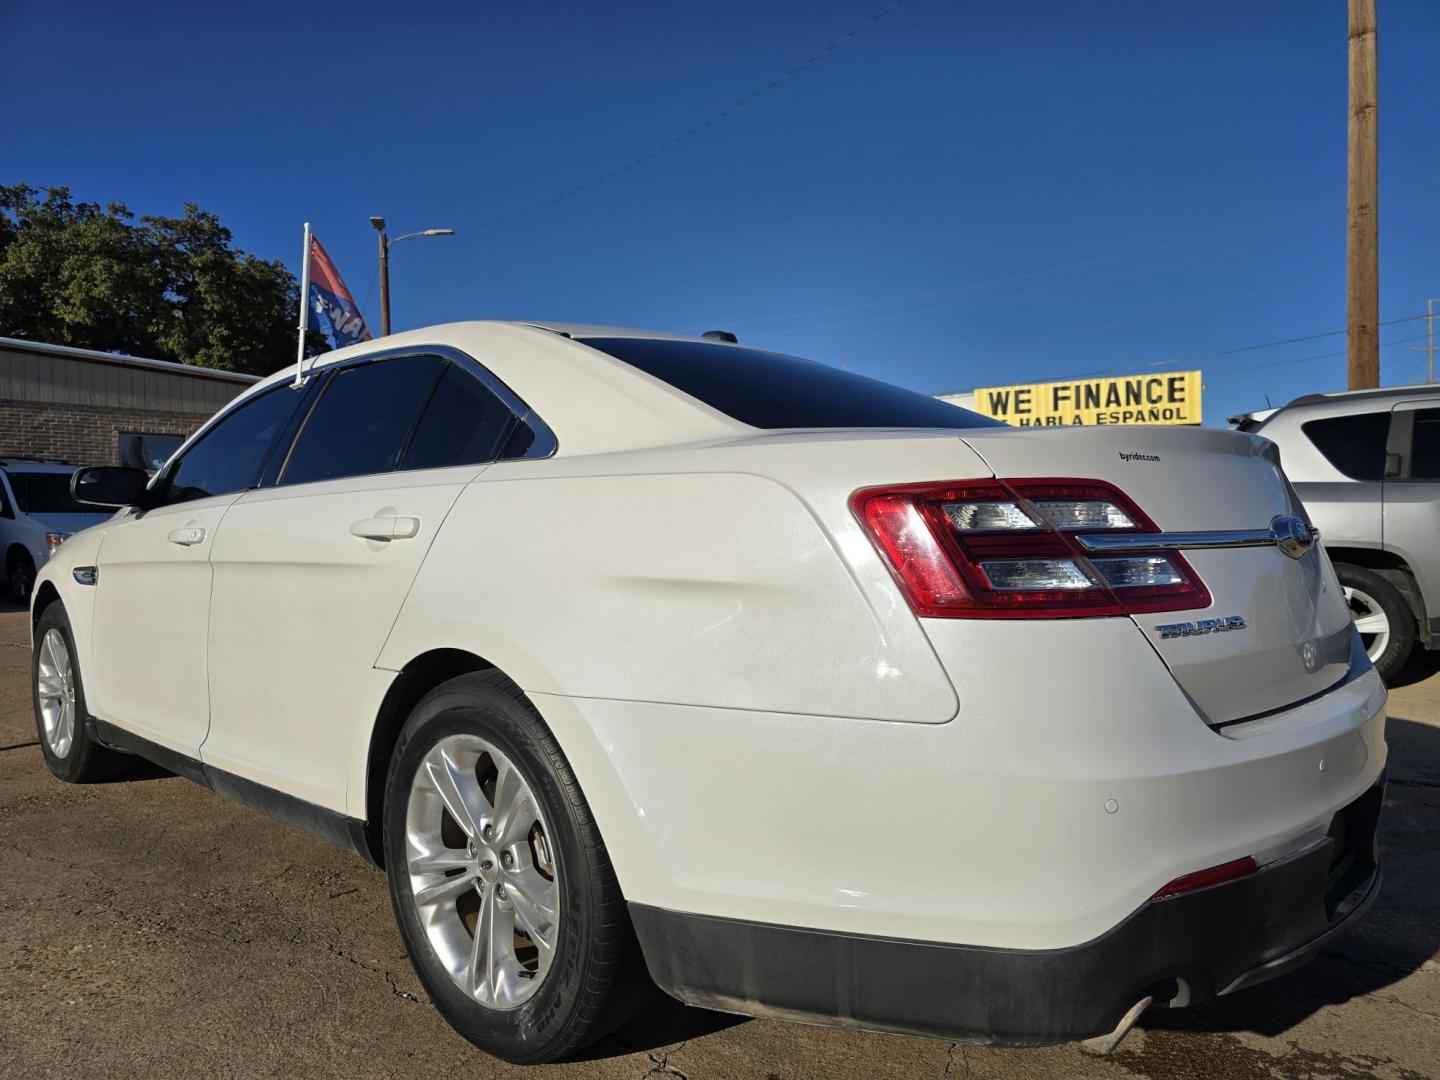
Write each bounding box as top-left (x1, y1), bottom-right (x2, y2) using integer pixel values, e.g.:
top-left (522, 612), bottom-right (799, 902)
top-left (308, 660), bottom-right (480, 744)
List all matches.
top-left (5, 471), bottom-right (92, 515)
top-left (578, 337), bottom-right (1003, 431)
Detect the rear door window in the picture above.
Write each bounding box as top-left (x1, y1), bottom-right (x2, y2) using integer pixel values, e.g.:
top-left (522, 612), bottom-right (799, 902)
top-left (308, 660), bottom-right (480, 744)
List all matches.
top-left (1407, 408), bottom-right (1440, 480)
top-left (578, 337), bottom-right (1004, 430)
top-left (282, 356), bottom-right (446, 486)
top-left (401, 363), bottom-right (521, 471)
top-left (1300, 412), bottom-right (1390, 481)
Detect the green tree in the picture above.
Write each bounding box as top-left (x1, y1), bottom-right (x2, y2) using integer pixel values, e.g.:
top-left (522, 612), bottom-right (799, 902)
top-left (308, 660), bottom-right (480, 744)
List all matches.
top-left (0, 184), bottom-right (328, 374)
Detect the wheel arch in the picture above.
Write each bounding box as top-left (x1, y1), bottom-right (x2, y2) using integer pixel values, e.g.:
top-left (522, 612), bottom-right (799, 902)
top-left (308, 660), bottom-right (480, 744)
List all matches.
top-left (31, 580), bottom-right (61, 629)
top-left (360, 647), bottom-right (644, 905)
top-left (1327, 546), bottom-right (1427, 636)
top-left (5, 541), bottom-right (33, 572)
top-left (362, 648), bottom-right (497, 866)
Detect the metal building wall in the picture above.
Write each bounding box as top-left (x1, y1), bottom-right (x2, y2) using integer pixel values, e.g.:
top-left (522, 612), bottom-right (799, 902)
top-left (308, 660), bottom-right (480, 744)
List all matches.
top-left (0, 339), bottom-right (256, 414)
top-left (0, 338), bottom-right (259, 466)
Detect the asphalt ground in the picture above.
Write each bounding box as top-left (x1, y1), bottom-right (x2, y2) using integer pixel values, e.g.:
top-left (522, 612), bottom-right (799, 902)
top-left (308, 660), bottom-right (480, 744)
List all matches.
top-left (2, 598), bottom-right (1438, 1080)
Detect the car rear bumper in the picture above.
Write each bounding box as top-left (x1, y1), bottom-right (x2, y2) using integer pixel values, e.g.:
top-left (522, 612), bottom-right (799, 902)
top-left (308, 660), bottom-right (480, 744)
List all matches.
top-left (630, 777), bottom-right (1383, 1045)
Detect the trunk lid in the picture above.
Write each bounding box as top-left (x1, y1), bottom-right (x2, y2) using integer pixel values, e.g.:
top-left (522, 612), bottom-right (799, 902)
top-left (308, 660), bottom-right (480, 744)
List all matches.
top-left (956, 424), bottom-right (1355, 724)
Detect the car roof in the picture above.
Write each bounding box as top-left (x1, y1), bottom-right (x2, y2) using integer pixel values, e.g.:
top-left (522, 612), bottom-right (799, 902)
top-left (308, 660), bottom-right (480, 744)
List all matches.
top-left (204, 321), bottom-right (762, 460)
top-left (1282, 383), bottom-right (1440, 410)
top-left (1250, 382), bottom-right (1440, 434)
top-left (0, 458), bottom-right (77, 473)
top-left (516, 322), bottom-right (733, 342)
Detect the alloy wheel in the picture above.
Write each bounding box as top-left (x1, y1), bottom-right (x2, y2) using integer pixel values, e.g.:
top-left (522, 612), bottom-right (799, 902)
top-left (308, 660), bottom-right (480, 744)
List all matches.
top-left (1343, 585), bottom-right (1391, 664)
top-left (36, 628), bottom-right (77, 758)
top-left (404, 734), bottom-right (560, 1010)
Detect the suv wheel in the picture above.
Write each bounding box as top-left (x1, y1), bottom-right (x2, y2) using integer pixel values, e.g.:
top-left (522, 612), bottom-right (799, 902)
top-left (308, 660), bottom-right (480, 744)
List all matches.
top-left (33, 603), bottom-right (130, 782)
top-left (1335, 563), bottom-right (1414, 682)
top-left (383, 671), bottom-right (649, 1063)
top-left (6, 551), bottom-right (35, 602)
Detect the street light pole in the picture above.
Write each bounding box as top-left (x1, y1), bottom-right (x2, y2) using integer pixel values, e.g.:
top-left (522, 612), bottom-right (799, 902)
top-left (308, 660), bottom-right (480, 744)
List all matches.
top-left (369, 217), bottom-right (454, 337)
top-left (370, 217), bottom-right (391, 336)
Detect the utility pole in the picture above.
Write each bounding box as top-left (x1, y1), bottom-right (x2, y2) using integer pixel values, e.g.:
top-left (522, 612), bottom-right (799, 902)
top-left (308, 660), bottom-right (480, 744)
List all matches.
top-left (1347, 0), bottom-right (1379, 390)
top-left (1412, 299), bottom-right (1437, 384)
top-left (370, 216), bottom-right (453, 337)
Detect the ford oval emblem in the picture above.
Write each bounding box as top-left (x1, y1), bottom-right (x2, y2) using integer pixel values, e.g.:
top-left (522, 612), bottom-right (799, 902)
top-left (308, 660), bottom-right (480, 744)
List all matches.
top-left (1271, 515), bottom-right (1316, 560)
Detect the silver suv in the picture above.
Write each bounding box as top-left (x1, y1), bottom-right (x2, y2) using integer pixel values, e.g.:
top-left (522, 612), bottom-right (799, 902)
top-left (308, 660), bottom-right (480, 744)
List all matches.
top-left (1243, 385), bottom-right (1440, 680)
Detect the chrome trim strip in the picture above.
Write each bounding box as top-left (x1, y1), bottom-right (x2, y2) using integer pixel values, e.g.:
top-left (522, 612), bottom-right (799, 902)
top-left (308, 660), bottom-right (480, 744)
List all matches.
top-left (1076, 529), bottom-right (1276, 553)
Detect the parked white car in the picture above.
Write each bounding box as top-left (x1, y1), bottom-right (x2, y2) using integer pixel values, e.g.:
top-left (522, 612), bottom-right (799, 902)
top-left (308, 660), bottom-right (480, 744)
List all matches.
top-left (31, 323), bottom-right (1386, 1062)
top-left (1, 459), bottom-right (112, 602)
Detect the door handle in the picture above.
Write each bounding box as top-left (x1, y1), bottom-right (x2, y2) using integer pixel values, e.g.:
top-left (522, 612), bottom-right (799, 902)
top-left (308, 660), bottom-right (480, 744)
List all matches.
top-left (167, 527), bottom-right (206, 546)
top-left (350, 516), bottom-right (420, 541)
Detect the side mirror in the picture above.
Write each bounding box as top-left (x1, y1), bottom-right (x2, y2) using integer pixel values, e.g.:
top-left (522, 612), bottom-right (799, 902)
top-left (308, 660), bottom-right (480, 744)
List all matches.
top-left (71, 466), bottom-right (152, 508)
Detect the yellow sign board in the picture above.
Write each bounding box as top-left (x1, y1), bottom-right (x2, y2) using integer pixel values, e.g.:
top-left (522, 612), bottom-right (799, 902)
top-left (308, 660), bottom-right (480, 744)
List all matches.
top-left (971, 371), bottom-right (1202, 427)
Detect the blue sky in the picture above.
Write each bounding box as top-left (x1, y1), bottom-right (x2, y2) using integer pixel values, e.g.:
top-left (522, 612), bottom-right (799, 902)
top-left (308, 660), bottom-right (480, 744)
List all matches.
top-left (6, 0), bottom-right (1439, 424)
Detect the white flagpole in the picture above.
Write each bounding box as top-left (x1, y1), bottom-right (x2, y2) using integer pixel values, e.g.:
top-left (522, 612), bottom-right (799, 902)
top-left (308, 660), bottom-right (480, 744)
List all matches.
top-left (294, 221), bottom-right (312, 388)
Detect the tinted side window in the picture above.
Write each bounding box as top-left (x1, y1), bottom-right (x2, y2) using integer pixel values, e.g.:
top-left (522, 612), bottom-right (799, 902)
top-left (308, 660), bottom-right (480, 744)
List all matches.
top-left (282, 356), bottom-right (446, 486)
top-left (1409, 408), bottom-right (1440, 480)
top-left (1301, 412), bottom-right (1389, 481)
top-left (164, 387), bottom-right (304, 504)
top-left (578, 337), bottom-right (1004, 430)
top-left (402, 364), bottom-right (520, 471)
top-left (7, 472), bottom-right (92, 515)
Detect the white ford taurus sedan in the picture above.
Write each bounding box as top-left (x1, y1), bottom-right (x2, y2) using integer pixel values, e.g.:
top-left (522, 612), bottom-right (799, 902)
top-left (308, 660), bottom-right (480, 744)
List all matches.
top-left (31, 322), bottom-right (1385, 1062)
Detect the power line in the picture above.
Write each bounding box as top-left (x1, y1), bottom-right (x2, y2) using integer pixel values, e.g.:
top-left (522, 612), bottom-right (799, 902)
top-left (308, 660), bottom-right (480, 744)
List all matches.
top-left (1138, 312), bottom-right (1432, 370)
top-left (752, 260), bottom-right (1328, 341)
top-left (452, 1), bottom-right (906, 234)
top-left (1201, 331), bottom-right (1427, 381)
top-left (729, 175), bottom-right (1440, 337)
top-left (1409, 298), bottom-right (1437, 384)
top-left (939, 315), bottom-right (1435, 395)
top-left (1023, 312), bottom-right (1436, 386)
top-left (935, 331), bottom-right (1430, 397)
top-left (1395, 349), bottom-right (1431, 385)
top-left (731, 245), bottom-right (1190, 332)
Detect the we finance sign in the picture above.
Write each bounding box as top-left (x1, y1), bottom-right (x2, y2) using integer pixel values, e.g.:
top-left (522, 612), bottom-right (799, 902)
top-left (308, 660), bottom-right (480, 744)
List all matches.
top-left (973, 371), bottom-right (1202, 427)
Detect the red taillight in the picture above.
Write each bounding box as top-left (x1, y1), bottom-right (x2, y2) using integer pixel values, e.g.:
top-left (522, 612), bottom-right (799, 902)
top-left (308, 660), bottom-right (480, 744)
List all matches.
top-left (1151, 856), bottom-right (1258, 899)
top-left (850, 478), bottom-right (1211, 619)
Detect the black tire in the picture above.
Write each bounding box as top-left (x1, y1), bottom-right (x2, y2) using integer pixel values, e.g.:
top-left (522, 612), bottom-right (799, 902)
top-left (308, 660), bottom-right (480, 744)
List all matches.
top-left (32, 602), bottom-right (130, 783)
top-left (1334, 563), bottom-right (1415, 683)
top-left (382, 670), bottom-right (650, 1063)
top-left (6, 549), bottom-right (35, 603)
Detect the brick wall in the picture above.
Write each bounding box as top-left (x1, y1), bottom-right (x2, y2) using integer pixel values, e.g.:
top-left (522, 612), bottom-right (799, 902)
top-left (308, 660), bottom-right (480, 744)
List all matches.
top-left (0, 400), bottom-right (212, 466)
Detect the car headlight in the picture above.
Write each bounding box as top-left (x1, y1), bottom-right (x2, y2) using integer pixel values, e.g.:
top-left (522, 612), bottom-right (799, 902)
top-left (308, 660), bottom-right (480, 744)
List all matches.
top-left (45, 532), bottom-right (70, 553)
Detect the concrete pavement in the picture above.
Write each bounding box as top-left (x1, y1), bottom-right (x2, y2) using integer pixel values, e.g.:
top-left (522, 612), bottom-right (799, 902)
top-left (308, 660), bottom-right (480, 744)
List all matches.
top-left (1, 600), bottom-right (1437, 1079)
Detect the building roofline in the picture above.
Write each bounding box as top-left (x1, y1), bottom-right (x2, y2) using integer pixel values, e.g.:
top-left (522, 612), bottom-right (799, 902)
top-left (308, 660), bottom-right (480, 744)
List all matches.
top-left (0, 336), bottom-right (262, 384)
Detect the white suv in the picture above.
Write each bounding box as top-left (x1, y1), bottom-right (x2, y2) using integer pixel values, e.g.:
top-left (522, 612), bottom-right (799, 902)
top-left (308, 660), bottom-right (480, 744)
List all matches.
top-left (1, 459), bottom-right (111, 602)
top-left (31, 323), bottom-right (1386, 1063)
